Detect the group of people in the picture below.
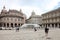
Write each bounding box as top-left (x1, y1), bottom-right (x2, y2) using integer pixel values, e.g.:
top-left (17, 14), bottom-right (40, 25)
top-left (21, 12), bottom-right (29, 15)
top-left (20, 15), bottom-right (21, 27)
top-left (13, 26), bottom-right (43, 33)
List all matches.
top-left (34, 26), bottom-right (49, 39)
top-left (16, 26), bottom-right (49, 34)
top-left (16, 26), bottom-right (49, 38)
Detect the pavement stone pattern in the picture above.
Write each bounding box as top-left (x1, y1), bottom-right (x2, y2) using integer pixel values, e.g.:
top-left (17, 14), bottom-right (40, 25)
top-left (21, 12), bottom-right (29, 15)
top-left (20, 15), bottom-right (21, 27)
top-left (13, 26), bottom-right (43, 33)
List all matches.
top-left (0, 28), bottom-right (60, 40)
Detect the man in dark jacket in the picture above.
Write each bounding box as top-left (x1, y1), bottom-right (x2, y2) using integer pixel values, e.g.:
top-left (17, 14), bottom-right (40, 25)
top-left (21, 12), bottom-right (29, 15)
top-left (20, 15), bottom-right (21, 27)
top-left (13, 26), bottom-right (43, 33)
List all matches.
top-left (45, 26), bottom-right (49, 38)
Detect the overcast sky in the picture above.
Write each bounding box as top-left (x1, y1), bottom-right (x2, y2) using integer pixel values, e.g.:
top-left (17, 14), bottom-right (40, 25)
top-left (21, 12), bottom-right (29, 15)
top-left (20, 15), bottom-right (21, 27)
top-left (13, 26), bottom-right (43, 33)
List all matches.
top-left (0, 0), bottom-right (60, 18)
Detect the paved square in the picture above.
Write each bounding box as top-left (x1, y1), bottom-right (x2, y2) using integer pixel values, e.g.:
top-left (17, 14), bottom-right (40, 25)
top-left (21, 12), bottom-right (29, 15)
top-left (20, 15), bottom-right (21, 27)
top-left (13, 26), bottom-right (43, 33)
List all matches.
top-left (0, 28), bottom-right (60, 40)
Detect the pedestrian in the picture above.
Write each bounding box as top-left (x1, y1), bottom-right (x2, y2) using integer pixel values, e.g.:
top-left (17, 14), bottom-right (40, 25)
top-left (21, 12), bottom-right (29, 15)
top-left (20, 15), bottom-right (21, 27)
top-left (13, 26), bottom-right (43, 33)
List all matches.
top-left (16, 27), bottom-right (19, 32)
top-left (34, 27), bottom-right (37, 32)
top-left (45, 26), bottom-right (49, 38)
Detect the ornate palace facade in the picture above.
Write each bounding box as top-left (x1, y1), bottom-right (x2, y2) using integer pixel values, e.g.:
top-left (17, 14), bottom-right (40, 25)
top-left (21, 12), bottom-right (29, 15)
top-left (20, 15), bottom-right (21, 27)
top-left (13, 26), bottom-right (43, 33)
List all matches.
top-left (0, 6), bottom-right (26, 29)
top-left (42, 8), bottom-right (60, 28)
top-left (26, 11), bottom-right (42, 26)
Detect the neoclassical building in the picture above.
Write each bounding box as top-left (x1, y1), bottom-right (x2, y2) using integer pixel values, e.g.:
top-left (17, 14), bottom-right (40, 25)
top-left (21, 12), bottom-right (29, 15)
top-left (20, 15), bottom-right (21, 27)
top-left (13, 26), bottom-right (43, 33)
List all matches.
top-left (26, 11), bottom-right (42, 26)
top-left (0, 6), bottom-right (26, 29)
top-left (42, 8), bottom-right (60, 28)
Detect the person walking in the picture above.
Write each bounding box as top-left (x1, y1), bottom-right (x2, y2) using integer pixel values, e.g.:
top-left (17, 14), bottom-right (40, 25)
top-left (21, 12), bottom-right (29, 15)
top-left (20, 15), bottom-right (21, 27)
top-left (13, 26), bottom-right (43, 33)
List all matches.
top-left (34, 27), bottom-right (37, 32)
top-left (45, 26), bottom-right (49, 38)
top-left (16, 27), bottom-right (19, 32)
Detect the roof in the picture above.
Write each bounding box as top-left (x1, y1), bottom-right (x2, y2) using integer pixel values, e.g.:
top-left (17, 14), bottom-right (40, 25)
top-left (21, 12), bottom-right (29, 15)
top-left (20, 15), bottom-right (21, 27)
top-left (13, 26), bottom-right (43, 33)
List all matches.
top-left (31, 15), bottom-right (41, 18)
top-left (42, 7), bottom-right (60, 15)
top-left (8, 10), bottom-right (20, 13)
top-left (8, 9), bottom-right (24, 15)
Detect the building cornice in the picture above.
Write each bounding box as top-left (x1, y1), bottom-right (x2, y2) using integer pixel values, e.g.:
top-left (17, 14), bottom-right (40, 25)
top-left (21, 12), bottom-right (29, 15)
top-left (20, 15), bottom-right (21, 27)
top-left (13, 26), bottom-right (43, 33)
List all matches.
top-left (42, 8), bottom-right (60, 15)
top-left (0, 14), bottom-right (24, 18)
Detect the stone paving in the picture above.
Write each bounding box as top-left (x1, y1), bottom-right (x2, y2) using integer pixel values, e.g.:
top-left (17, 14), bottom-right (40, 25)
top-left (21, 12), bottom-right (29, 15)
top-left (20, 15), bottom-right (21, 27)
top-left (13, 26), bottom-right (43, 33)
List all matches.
top-left (0, 28), bottom-right (60, 40)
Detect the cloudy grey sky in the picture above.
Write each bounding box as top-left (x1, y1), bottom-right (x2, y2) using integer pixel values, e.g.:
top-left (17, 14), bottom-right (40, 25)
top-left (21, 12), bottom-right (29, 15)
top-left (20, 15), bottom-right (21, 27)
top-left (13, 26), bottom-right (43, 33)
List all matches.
top-left (0, 0), bottom-right (60, 18)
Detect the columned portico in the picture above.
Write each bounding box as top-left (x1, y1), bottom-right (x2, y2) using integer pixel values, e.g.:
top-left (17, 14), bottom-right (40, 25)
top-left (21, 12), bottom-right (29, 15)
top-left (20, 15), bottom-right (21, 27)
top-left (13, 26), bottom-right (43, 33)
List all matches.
top-left (47, 24), bottom-right (48, 27)
top-left (57, 23), bottom-right (59, 28)
top-left (45, 24), bottom-right (46, 27)
top-left (1, 23), bottom-right (22, 28)
top-left (13, 23), bottom-right (15, 28)
top-left (42, 7), bottom-right (60, 28)
top-left (0, 6), bottom-right (26, 30)
top-left (50, 24), bottom-right (52, 28)
top-left (48, 24), bottom-right (50, 27)
top-left (9, 23), bottom-right (11, 29)
top-left (5, 23), bottom-right (7, 28)
top-left (53, 24), bottom-right (55, 28)
top-left (2, 23), bottom-right (4, 27)
top-left (45, 23), bottom-right (60, 28)
top-left (55, 23), bottom-right (57, 28)
top-left (0, 23), bottom-right (1, 27)
top-left (59, 24), bottom-right (60, 28)
top-left (18, 23), bottom-right (20, 27)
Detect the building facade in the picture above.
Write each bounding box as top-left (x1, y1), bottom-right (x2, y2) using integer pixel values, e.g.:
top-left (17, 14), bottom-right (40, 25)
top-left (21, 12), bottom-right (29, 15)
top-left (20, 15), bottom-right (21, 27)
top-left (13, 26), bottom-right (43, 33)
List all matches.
top-left (26, 11), bottom-right (42, 26)
top-left (0, 6), bottom-right (26, 29)
top-left (42, 8), bottom-right (60, 28)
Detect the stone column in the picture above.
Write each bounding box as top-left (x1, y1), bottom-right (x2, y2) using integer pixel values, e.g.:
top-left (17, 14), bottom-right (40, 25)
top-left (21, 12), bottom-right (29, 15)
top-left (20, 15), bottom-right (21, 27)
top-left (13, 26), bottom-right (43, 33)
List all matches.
top-left (47, 24), bottom-right (48, 27)
top-left (13, 23), bottom-right (15, 28)
top-left (0, 23), bottom-right (1, 27)
top-left (2, 23), bottom-right (4, 27)
top-left (17, 23), bottom-right (18, 27)
top-left (50, 24), bottom-right (52, 28)
top-left (53, 24), bottom-right (55, 28)
top-left (57, 23), bottom-right (59, 28)
top-left (1, 23), bottom-right (3, 27)
top-left (9, 23), bottom-right (11, 28)
top-left (44, 24), bottom-right (46, 28)
top-left (5, 23), bottom-right (7, 29)
top-left (20, 24), bottom-right (21, 26)
top-left (9, 23), bottom-right (11, 27)
top-left (9, 23), bottom-right (11, 29)
top-left (59, 24), bottom-right (60, 28)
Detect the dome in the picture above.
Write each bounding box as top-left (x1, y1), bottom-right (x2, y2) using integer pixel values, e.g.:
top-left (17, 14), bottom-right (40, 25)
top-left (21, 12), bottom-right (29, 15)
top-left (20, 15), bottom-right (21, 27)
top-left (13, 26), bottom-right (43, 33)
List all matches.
top-left (30, 11), bottom-right (41, 18)
top-left (31, 11), bottom-right (35, 16)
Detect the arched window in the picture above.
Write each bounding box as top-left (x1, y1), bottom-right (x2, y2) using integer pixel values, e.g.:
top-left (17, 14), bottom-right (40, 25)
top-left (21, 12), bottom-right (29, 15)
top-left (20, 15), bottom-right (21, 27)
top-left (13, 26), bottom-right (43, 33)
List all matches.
top-left (11, 23), bottom-right (13, 28)
top-left (4, 23), bottom-right (6, 27)
top-left (15, 23), bottom-right (17, 27)
top-left (7, 23), bottom-right (9, 27)
top-left (18, 24), bottom-right (20, 26)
